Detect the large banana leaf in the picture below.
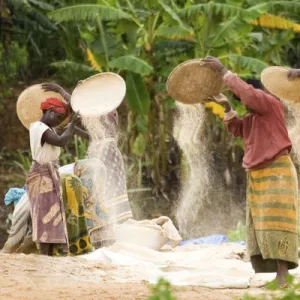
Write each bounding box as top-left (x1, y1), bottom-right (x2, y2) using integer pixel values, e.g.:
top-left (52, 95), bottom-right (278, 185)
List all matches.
top-left (155, 24), bottom-right (194, 40)
top-left (247, 1), bottom-right (300, 14)
top-left (260, 30), bottom-right (295, 65)
top-left (28, 0), bottom-right (54, 11)
top-left (156, 0), bottom-right (193, 33)
top-left (154, 40), bottom-right (194, 52)
top-left (229, 54), bottom-right (269, 74)
top-left (209, 17), bottom-right (252, 48)
top-left (11, 0), bottom-right (57, 31)
top-left (154, 40), bottom-right (194, 58)
top-left (32, 9), bottom-right (57, 31)
top-left (50, 60), bottom-right (93, 72)
top-left (179, 3), bottom-right (261, 21)
top-left (50, 60), bottom-right (95, 84)
top-left (48, 5), bottom-right (131, 22)
top-left (109, 56), bottom-right (153, 76)
top-left (10, 0), bottom-right (32, 11)
top-left (126, 72), bottom-right (150, 115)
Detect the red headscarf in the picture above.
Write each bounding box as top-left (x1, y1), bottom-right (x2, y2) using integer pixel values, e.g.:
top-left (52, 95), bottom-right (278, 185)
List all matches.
top-left (40, 98), bottom-right (68, 114)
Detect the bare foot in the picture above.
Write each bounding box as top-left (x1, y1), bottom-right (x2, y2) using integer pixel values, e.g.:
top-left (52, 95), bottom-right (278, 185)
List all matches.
top-left (264, 277), bottom-right (289, 289)
top-left (277, 275), bottom-right (289, 288)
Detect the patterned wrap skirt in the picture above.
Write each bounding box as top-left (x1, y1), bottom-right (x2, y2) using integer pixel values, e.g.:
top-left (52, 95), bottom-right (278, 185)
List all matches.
top-left (247, 155), bottom-right (298, 272)
top-left (26, 161), bottom-right (67, 244)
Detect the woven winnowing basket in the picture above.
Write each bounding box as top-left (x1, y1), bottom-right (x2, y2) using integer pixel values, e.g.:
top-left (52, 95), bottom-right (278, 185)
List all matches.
top-left (16, 84), bottom-right (65, 129)
top-left (71, 72), bottom-right (126, 116)
top-left (167, 59), bottom-right (224, 104)
top-left (261, 66), bottom-right (300, 102)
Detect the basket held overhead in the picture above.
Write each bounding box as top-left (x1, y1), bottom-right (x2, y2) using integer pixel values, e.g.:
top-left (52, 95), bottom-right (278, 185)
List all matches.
top-left (71, 72), bottom-right (126, 116)
top-left (167, 59), bottom-right (224, 104)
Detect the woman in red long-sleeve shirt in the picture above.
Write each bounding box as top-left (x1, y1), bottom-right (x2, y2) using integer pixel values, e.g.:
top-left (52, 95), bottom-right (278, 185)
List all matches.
top-left (203, 57), bottom-right (298, 288)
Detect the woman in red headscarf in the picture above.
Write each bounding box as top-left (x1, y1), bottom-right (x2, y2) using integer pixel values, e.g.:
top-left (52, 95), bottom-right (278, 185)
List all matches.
top-left (26, 98), bottom-right (80, 256)
top-left (41, 83), bottom-right (133, 249)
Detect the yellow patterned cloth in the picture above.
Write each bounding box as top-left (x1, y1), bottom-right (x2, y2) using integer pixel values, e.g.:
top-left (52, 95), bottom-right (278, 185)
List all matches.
top-left (55, 174), bottom-right (92, 256)
top-left (74, 159), bottom-right (114, 248)
top-left (247, 155), bottom-right (299, 272)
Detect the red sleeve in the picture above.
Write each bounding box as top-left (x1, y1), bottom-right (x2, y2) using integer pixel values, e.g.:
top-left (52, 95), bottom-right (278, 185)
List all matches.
top-left (223, 72), bottom-right (279, 115)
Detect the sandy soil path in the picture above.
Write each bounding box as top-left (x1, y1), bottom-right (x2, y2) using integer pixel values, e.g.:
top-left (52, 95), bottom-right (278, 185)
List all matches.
top-left (0, 253), bottom-right (265, 300)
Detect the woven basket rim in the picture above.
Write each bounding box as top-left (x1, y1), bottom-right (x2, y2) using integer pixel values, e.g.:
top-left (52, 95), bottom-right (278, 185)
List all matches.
top-left (166, 59), bottom-right (203, 93)
top-left (16, 84), bottom-right (65, 130)
top-left (261, 66), bottom-right (300, 103)
top-left (167, 59), bottom-right (223, 104)
top-left (71, 72), bottom-right (126, 116)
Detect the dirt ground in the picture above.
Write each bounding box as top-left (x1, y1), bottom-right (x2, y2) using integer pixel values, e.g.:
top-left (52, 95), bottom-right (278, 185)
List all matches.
top-left (0, 253), bottom-right (265, 300)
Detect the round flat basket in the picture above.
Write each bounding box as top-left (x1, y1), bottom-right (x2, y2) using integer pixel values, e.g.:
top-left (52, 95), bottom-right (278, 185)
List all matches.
top-left (71, 73), bottom-right (126, 116)
top-left (261, 66), bottom-right (300, 102)
top-left (16, 84), bottom-right (65, 130)
top-left (167, 59), bottom-right (224, 104)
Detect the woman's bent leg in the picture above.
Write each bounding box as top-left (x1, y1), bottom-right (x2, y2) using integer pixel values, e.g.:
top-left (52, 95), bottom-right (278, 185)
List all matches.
top-left (39, 243), bottom-right (51, 256)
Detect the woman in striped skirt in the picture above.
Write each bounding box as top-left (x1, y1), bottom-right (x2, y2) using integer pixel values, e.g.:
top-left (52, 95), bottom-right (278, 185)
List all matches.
top-left (203, 57), bottom-right (298, 288)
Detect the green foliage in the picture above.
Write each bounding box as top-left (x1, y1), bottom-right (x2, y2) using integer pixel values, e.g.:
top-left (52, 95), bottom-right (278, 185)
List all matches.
top-left (227, 221), bottom-right (246, 242)
top-left (156, 0), bottom-right (192, 33)
top-left (9, 0), bottom-right (57, 31)
top-left (178, 3), bottom-right (261, 21)
top-left (262, 1), bottom-right (300, 15)
top-left (50, 60), bottom-right (95, 84)
top-left (74, 136), bottom-right (88, 160)
top-left (229, 54), bottom-right (269, 74)
top-left (132, 133), bottom-right (146, 157)
top-left (126, 72), bottom-right (151, 115)
top-left (153, 40), bottom-right (194, 57)
top-left (0, 137), bottom-right (87, 189)
top-left (109, 56), bottom-right (154, 76)
top-left (11, 150), bottom-right (32, 176)
top-left (149, 278), bottom-right (176, 300)
top-left (234, 137), bottom-right (245, 151)
top-left (48, 4), bottom-right (131, 22)
top-left (50, 60), bottom-right (93, 72)
top-left (155, 24), bottom-right (193, 40)
top-left (5, 0), bottom-right (83, 81)
top-left (136, 115), bottom-right (148, 133)
top-left (0, 42), bottom-right (28, 76)
top-left (4, 0), bottom-right (300, 200)
top-left (10, 0), bottom-right (54, 12)
top-left (0, 42), bottom-right (28, 101)
top-left (209, 17), bottom-right (252, 48)
top-left (60, 136), bottom-right (88, 165)
top-left (26, 0), bottom-right (54, 11)
top-left (230, 99), bottom-right (248, 117)
top-left (244, 275), bottom-right (300, 299)
top-left (0, 149), bottom-right (32, 187)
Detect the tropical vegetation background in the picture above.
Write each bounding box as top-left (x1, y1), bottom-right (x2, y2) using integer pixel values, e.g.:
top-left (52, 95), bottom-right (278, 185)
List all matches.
top-left (1, 0), bottom-right (300, 245)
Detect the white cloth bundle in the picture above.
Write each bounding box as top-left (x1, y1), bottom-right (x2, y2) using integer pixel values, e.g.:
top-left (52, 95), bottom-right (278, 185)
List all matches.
top-left (114, 216), bottom-right (182, 251)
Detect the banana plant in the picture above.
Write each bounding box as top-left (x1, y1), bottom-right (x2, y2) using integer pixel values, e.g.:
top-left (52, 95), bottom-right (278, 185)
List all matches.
top-left (3, 0), bottom-right (300, 216)
top-left (178, 0), bottom-right (300, 72)
top-left (48, 0), bottom-right (192, 195)
top-left (47, 0), bottom-right (300, 197)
